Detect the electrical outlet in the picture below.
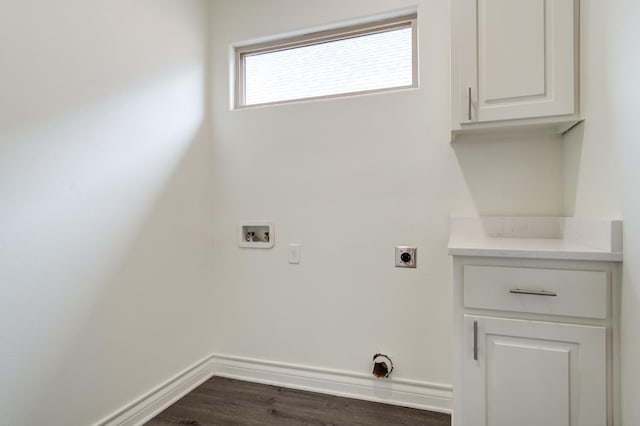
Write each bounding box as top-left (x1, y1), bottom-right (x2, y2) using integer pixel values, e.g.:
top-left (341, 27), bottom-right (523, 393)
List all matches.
top-left (395, 246), bottom-right (417, 268)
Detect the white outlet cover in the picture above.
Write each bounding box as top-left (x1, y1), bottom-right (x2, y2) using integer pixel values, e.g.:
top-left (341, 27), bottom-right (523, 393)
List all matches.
top-left (395, 246), bottom-right (417, 268)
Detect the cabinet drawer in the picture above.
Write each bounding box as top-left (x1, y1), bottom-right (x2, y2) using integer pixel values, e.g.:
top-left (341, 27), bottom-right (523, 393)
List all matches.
top-left (464, 265), bottom-right (608, 319)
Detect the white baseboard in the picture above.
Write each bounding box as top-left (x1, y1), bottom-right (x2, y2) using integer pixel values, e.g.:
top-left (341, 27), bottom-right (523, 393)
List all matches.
top-left (96, 356), bottom-right (215, 426)
top-left (210, 353), bottom-right (453, 414)
top-left (96, 353), bottom-right (452, 426)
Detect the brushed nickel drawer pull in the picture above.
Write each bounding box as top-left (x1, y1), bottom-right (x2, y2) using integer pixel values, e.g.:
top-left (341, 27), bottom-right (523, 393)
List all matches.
top-left (509, 289), bottom-right (557, 297)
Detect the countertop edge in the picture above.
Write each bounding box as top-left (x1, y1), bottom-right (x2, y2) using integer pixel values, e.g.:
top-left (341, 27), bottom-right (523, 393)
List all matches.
top-left (448, 247), bottom-right (623, 262)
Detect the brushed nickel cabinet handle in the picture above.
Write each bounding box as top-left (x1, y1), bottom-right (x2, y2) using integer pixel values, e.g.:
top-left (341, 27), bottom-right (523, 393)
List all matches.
top-left (467, 87), bottom-right (472, 121)
top-left (473, 320), bottom-right (478, 361)
top-left (509, 289), bottom-right (557, 297)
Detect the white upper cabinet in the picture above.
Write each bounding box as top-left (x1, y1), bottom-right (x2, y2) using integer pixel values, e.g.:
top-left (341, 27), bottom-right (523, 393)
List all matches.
top-left (452, 0), bottom-right (580, 136)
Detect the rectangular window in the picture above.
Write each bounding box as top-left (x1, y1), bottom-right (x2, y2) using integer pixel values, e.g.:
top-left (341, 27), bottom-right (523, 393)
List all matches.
top-left (234, 13), bottom-right (418, 108)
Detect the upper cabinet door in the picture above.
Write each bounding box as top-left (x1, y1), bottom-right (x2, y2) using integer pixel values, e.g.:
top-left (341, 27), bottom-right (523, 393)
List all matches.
top-left (457, 0), bottom-right (577, 123)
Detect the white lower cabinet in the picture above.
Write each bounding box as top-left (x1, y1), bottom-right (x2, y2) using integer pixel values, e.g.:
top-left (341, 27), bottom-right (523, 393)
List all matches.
top-left (462, 315), bottom-right (606, 426)
top-left (451, 258), bottom-right (620, 426)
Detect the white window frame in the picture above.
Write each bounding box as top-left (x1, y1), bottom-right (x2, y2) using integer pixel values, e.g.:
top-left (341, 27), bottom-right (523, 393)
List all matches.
top-left (234, 13), bottom-right (418, 108)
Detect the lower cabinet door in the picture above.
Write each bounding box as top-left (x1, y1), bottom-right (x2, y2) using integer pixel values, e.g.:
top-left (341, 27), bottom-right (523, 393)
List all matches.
top-left (463, 315), bottom-right (606, 426)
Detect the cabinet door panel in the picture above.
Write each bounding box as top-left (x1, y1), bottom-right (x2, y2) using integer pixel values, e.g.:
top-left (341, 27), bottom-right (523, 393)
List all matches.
top-left (463, 315), bottom-right (606, 426)
top-left (481, 0), bottom-right (546, 101)
top-left (488, 336), bottom-right (571, 426)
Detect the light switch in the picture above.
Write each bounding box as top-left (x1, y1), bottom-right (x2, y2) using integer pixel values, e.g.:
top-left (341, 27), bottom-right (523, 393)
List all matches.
top-left (288, 244), bottom-right (301, 264)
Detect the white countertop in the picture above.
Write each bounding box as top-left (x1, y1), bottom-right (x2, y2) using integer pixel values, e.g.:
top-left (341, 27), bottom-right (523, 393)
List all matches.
top-left (448, 237), bottom-right (623, 261)
top-left (448, 217), bottom-right (623, 262)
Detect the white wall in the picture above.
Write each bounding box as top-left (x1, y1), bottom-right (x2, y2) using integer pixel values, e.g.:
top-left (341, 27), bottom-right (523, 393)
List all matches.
top-left (0, 1), bottom-right (214, 424)
top-left (564, 1), bottom-right (640, 424)
top-left (210, 0), bottom-right (564, 391)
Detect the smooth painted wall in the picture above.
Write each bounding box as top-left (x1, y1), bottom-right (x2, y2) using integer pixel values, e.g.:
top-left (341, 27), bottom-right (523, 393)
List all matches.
top-left (564, 1), bottom-right (640, 424)
top-left (209, 0), bottom-right (564, 389)
top-left (0, 1), bottom-right (214, 424)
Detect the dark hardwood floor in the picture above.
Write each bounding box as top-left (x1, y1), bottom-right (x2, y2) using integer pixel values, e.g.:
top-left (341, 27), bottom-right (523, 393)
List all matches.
top-left (145, 377), bottom-right (451, 426)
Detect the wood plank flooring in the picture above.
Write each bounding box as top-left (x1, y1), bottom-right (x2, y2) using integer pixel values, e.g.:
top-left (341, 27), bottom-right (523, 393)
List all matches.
top-left (145, 377), bottom-right (451, 426)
